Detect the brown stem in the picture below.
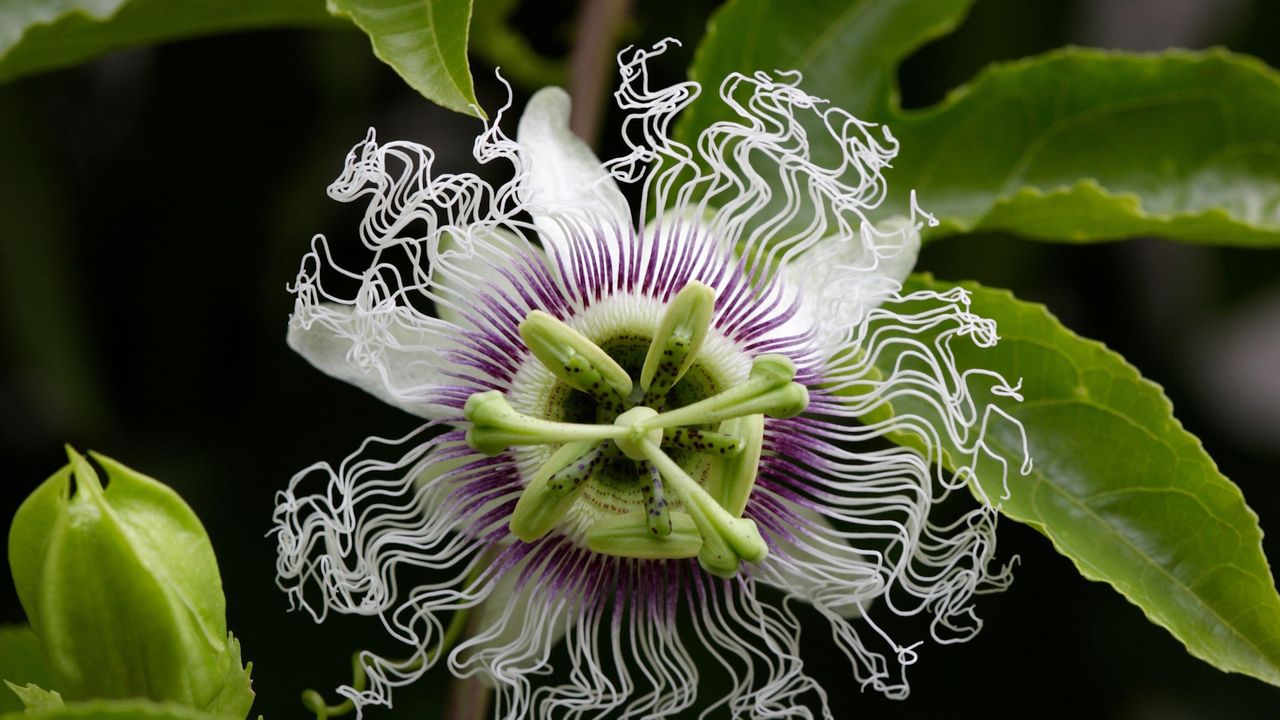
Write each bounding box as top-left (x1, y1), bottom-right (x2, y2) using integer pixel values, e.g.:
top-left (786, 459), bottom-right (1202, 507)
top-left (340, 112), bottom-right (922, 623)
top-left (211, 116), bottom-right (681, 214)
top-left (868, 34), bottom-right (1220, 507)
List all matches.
top-left (567, 0), bottom-right (633, 148)
top-left (442, 673), bottom-right (493, 720)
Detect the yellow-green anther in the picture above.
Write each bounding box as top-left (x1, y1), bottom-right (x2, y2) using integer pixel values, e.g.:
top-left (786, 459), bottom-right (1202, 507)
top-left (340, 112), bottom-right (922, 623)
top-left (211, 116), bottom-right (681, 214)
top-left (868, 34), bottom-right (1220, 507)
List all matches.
top-left (641, 354), bottom-right (808, 430)
top-left (639, 439), bottom-right (768, 578)
top-left (705, 414), bottom-right (765, 517)
top-left (519, 310), bottom-right (632, 406)
top-left (509, 441), bottom-right (599, 542)
top-left (640, 462), bottom-right (672, 536)
top-left (662, 427), bottom-right (744, 456)
top-left (611, 406), bottom-right (663, 460)
top-left (464, 391), bottom-right (626, 455)
top-left (585, 511), bottom-right (702, 559)
top-left (640, 281), bottom-right (715, 397)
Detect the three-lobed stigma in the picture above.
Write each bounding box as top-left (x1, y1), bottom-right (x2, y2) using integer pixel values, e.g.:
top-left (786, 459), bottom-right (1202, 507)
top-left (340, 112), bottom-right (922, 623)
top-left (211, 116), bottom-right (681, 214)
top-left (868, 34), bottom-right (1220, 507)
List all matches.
top-left (463, 281), bottom-right (810, 578)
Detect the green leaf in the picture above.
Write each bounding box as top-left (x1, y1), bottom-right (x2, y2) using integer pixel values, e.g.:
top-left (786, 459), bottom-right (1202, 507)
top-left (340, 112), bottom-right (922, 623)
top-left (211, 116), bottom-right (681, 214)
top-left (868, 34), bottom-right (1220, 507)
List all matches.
top-left (681, 1), bottom-right (1280, 245)
top-left (877, 275), bottom-right (1280, 687)
top-left (0, 0), bottom-right (332, 84)
top-left (328, 0), bottom-right (482, 117)
top-left (676, 0), bottom-right (974, 142)
top-left (0, 697), bottom-right (227, 720)
top-left (0, 627), bottom-right (54, 714)
top-left (886, 49), bottom-right (1280, 245)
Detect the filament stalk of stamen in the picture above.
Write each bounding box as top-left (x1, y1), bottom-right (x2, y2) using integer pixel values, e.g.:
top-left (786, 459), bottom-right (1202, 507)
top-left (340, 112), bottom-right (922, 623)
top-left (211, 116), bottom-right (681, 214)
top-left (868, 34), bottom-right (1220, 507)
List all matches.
top-left (465, 391), bottom-right (626, 455)
top-left (509, 440), bottom-right (601, 542)
top-left (640, 281), bottom-right (716, 399)
top-left (639, 438), bottom-right (768, 578)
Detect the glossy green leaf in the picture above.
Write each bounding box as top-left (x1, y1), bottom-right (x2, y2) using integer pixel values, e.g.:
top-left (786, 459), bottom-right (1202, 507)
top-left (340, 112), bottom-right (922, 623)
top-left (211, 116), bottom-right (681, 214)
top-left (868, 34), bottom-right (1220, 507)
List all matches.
top-left (0, 0), bottom-right (332, 84)
top-left (0, 697), bottom-right (226, 720)
top-left (885, 49), bottom-right (1280, 245)
top-left (328, 0), bottom-right (482, 117)
top-left (681, 0), bottom-right (1280, 245)
top-left (0, 626), bottom-right (54, 714)
top-left (875, 275), bottom-right (1280, 686)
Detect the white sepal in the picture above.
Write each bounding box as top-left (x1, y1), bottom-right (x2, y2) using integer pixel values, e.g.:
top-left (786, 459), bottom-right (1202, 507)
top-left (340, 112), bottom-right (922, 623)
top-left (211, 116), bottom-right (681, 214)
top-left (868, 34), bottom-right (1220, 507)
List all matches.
top-left (516, 88), bottom-right (633, 262)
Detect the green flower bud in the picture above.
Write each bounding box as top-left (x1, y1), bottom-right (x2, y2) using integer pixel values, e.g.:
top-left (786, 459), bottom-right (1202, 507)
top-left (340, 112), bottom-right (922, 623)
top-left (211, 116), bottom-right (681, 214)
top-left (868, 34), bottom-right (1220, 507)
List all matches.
top-left (7, 448), bottom-right (253, 717)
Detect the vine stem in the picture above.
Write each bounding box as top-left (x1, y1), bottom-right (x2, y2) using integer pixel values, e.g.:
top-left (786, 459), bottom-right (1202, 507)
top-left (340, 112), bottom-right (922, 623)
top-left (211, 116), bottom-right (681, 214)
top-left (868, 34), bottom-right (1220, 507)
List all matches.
top-left (442, 673), bottom-right (493, 720)
top-left (567, 0), bottom-right (633, 148)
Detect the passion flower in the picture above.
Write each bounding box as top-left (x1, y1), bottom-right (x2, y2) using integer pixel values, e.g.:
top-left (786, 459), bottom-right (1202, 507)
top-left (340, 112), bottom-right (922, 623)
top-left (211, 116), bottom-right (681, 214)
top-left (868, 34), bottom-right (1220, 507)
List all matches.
top-left (274, 41), bottom-right (1028, 718)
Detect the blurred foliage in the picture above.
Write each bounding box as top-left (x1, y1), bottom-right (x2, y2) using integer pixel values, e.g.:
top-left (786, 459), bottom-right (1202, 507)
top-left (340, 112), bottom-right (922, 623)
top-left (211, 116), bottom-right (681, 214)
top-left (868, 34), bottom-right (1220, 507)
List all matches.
top-left (0, 626), bottom-right (52, 713)
top-left (0, 0), bottom-right (333, 82)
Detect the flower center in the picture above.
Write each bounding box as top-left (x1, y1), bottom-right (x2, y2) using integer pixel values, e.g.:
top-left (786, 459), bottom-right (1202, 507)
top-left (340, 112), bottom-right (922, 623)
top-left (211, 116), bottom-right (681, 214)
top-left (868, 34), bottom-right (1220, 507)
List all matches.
top-left (462, 282), bottom-right (809, 578)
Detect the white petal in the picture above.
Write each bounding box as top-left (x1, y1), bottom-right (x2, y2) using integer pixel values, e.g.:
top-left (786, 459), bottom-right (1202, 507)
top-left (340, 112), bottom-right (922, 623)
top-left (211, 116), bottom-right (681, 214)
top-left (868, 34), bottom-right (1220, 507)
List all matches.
top-left (781, 216), bottom-right (922, 355)
top-left (287, 303), bottom-right (452, 420)
top-left (516, 87), bottom-right (632, 261)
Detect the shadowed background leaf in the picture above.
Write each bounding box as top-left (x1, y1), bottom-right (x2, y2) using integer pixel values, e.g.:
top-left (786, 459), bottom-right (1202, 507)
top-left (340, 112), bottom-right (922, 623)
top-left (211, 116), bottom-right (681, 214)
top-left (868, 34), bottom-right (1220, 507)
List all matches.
top-left (680, 0), bottom-right (1280, 246)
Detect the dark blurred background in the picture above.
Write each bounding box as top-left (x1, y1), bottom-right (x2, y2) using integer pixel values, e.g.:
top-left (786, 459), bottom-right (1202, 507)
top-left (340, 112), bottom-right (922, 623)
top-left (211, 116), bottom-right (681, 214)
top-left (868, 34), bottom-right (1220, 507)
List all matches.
top-left (2, 0), bottom-right (1279, 717)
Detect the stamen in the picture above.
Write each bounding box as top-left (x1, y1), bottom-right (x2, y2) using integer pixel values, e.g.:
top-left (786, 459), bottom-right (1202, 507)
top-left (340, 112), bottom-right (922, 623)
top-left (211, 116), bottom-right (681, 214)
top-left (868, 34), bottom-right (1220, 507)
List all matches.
top-left (509, 440), bottom-right (602, 542)
top-left (519, 310), bottom-right (632, 411)
top-left (641, 354), bottom-right (809, 430)
top-left (662, 427), bottom-right (744, 456)
top-left (464, 391), bottom-right (626, 455)
top-left (640, 281), bottom-right (716, 402)
top-left (585, 510), bottom-right (702, 559)
top-left (704, 414), bottom-right (765, 517)
top-left (638, 438), bottom-right (768, 578)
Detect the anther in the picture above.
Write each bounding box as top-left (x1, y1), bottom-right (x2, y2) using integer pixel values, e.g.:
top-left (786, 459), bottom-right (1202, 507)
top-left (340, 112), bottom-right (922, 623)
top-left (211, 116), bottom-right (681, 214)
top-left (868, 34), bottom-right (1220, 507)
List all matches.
top-left (519, 310), bottom-right (632, 410)
top-left (704, 414), bottom-right (765, 517)
top-left (640, 281), bottom-right (716, 402)
top-left (510, 440), bottom-right (603, 542)
top-left (585, 510), bottom-right (702, 559)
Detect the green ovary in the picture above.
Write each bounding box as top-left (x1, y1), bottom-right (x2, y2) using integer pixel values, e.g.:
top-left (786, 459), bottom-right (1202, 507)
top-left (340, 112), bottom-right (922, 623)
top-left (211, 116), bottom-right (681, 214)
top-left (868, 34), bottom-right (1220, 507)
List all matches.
top-left (464, 282), bottom-right (809, 578)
